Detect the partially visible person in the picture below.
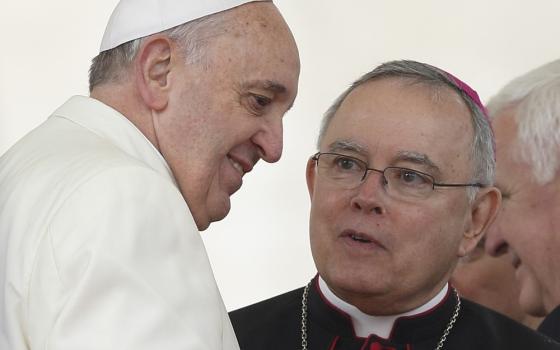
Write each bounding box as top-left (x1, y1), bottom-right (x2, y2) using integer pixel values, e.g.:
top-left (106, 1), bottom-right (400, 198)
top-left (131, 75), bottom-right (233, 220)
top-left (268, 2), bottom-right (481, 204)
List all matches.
top-left (0, 1), bottom-right (300, 349)
top-left (484, 59), bottom-right (560, 342)
top-left (451, 237), bottom-right (543, 328)
top-left (230, 60), bottom-right (559, 349)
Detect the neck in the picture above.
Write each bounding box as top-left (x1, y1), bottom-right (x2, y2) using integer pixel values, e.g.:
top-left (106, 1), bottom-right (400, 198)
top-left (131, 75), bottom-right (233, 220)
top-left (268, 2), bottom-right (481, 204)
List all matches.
top-left (318, 276), bottom-right (448, 338)
top-left (91, 85), bottom-right (159, 151)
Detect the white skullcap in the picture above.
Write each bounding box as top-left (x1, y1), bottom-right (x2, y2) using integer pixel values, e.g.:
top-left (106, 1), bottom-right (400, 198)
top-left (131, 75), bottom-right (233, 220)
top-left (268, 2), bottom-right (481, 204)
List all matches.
top-left (100, 0), bottom-right (268, 52)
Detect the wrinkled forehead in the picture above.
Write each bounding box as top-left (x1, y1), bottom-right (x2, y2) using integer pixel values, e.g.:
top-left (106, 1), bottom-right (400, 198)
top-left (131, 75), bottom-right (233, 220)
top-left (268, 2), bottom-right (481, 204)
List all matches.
top-left (322, 78), bottom-right (475, 176)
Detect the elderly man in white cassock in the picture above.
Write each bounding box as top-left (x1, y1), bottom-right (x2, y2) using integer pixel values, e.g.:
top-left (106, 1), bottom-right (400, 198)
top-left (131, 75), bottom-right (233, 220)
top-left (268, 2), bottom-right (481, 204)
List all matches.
top-left (0, 1), bottom-right (299, 349)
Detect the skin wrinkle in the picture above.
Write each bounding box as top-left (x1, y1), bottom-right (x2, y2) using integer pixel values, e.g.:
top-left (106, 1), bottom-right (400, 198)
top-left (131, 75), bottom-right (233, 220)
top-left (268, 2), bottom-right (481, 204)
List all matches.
top-left (91, 2), bottom-right (300, 230)
top-left (486, 111), bottom-right (560, 315)
top-left (308, 77), bottom-right (499, 315)
top-left (452, 237), bottom-right (544, 329)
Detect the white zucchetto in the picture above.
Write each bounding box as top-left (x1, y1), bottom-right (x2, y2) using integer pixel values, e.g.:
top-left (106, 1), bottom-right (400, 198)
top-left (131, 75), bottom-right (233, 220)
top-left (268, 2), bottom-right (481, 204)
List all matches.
top-left (100, 0), bottom-right (267, 52)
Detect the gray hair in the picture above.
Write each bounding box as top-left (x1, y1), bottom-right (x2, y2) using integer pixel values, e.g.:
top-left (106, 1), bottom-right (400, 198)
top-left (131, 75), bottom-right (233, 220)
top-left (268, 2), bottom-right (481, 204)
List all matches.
top-left (487, 59), bottom-right (560, 184)
top-left (88, 11), bottom-right (228, 92)
top-left (318, 60), bottom-right (496, 200)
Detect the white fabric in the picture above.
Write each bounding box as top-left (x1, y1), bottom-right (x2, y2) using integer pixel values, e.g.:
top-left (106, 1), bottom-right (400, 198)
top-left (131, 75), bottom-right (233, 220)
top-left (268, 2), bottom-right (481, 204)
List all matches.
top-left (318, 277), bottom-right (448, 339)
top-left (0, 96), bottom-right (239, 350)
top-left (100, 0), bottom-right (267, 51)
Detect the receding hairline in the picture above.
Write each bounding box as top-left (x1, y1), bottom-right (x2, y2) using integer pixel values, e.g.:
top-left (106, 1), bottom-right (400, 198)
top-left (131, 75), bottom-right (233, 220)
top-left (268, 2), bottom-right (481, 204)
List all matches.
top-left (326, 75), bottom-right (474, 131)
top-left (319, 77), bottom-right (475, 176)
top-left (215, 0), bottom-right (287, 36)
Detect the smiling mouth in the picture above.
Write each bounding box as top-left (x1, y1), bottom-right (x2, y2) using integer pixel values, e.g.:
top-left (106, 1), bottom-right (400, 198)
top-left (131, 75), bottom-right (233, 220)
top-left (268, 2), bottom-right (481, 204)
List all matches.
top-left (512, 254), bottom-right (522, 269)
top-left (227, 155), bottom-right (245, 176)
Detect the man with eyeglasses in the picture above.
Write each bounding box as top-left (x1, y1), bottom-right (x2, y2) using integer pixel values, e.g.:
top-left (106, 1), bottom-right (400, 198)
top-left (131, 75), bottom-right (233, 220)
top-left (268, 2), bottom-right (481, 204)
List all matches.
top-left (230, 60), bottom-right (558, 349)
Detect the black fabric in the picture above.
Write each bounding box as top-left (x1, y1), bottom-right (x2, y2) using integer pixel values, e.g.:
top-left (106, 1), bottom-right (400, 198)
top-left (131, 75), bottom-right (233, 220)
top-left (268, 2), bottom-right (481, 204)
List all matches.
top-left (230, 277), bottom-right (560, 350)
top-left (539, 305), bottom-right (560, 343)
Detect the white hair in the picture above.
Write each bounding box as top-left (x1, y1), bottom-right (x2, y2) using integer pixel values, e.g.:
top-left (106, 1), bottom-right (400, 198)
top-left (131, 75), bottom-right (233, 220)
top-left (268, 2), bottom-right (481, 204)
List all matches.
top-left (88, 11), bottom-right (227, 91)
top-left (487, 59), bottom-right (560, 184)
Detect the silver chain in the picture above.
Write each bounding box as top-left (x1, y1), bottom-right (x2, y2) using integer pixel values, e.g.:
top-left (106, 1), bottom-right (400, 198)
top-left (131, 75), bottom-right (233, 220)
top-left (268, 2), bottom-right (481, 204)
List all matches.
top-left (300, 282), bottom-right (461, 350)
top-left (301, 282), bottom-right (310, 350)
top-left (434, 289), bottom-right (461, 350)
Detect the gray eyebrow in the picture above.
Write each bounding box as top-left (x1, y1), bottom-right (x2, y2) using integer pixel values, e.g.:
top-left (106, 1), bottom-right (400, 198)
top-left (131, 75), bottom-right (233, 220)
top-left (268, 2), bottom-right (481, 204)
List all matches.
top-left (326, 140), bottom-right (368, 154)
top-left (394, 151), bottom-right (441, 176)
top-left (323, 141), bottom-right (442, 176)
top-left (242, 79), bottom-right (287, 94)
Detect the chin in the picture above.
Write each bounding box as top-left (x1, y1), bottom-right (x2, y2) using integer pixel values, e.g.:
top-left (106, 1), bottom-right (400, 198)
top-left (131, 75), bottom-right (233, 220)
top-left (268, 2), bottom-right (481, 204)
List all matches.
top-left (518, 287), bottom-right (547, 317)
top-left (324, 267), bottom-right (388, 297)
top-left (191, 202), bottom-right (230, 231)
top-left (207, 196), bottom-right (231, 224)
top-left (197, 221), bottom-right (211, 231)
top-left (191, 210), bottom-right (211, 231)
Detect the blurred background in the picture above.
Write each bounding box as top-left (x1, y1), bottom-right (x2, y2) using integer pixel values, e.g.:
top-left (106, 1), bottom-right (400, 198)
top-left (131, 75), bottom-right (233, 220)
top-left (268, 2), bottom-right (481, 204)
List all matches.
top-left (2, 0), bottom-right (560, 311)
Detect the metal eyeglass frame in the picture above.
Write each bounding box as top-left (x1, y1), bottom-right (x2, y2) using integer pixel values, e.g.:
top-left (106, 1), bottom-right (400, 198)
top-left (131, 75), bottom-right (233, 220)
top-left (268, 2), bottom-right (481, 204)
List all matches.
top-left (311, 152), bottom-right (485, 191)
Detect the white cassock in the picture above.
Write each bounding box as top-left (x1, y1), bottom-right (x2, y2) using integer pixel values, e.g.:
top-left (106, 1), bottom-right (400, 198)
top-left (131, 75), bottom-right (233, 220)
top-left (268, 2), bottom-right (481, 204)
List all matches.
top-left (0, 96), bottom-right (239, 350)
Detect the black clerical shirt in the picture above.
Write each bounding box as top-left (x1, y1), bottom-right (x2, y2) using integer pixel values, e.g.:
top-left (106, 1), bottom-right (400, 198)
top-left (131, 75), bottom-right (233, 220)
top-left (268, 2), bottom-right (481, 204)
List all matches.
top-left (230, 277), bottom-right (559, 350)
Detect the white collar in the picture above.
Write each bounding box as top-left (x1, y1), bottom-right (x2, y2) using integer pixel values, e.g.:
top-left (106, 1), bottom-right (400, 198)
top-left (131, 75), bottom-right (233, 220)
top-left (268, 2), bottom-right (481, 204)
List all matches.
top-left (318, 276), bottom-right (448, 339)
top-left (52, 95), bottom-right (175, 185)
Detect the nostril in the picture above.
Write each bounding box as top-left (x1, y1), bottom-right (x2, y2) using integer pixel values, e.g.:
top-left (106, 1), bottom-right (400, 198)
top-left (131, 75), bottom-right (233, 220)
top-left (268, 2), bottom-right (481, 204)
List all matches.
top-left (373, 206), bottom-right (383, 215)
top-left (255, 145), bottom-right (265, 160)
top-left (495, 242), bottom-right (509, 256)
top-left (485, 238), bottom-right (509, 257)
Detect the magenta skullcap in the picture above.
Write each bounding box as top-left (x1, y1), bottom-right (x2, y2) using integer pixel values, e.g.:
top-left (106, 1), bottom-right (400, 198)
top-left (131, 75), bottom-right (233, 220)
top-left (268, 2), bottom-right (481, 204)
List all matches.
top-left (439, 69), bottom-right (495, 160)
top-left (444, 71), bottom-right (489, 119)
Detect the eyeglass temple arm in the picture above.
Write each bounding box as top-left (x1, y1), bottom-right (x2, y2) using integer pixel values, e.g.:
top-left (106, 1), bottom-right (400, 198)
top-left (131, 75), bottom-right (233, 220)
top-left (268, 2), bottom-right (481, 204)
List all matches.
top-left (433, 182), bottom-right (485, 188)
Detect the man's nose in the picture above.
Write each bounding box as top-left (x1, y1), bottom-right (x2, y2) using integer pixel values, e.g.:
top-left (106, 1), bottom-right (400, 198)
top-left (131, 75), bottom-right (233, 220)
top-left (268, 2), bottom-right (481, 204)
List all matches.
top-left (350, 170), bottom-right (387, 215)
top-left (252, 118), bottom-right (283, 163)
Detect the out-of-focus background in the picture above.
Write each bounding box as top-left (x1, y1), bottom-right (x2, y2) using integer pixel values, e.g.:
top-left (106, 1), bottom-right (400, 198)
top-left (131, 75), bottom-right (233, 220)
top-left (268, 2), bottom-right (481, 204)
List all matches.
top-left (2, 0), bottom-right (560, 311)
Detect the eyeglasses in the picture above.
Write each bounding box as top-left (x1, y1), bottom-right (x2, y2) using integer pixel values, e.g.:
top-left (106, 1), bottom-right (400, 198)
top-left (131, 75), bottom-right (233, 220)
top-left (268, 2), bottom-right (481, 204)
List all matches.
top-left (311, 152), bottom-right (484, 199)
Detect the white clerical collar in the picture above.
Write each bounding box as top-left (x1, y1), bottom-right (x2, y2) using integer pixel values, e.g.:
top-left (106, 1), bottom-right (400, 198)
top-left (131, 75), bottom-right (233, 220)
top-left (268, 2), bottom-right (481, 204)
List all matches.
top-left (318, 276), bottom-right (448, 339)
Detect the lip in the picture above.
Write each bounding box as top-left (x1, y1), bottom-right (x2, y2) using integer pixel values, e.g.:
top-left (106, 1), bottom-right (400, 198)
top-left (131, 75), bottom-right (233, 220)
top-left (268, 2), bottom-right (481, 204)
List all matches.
top-left (227, 154), bottom-right (254, 175)
top-left (339, 229), bottom-right (386, 250)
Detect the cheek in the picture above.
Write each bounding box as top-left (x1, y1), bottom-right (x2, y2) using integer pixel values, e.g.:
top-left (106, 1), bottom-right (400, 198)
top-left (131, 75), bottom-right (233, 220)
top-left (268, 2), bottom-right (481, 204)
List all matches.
top-left (392, 205), bottom-right (454, 247)
top-left (505, 213), bottom-right (549, 264)
top-left (498, 208), bottom-right (555, 299)
top-left (517, 266), bottom-right (547, 315)
top-left (524, 230), bottom-right (557, 290)
top-left (309, 192), bottom-right (337, 241)
top-left (311, 184), bottom-right (349, 217)
top-left (309, 187), bottom-right (352, 251)
top-left (400, 206), bottom-right (465, 273)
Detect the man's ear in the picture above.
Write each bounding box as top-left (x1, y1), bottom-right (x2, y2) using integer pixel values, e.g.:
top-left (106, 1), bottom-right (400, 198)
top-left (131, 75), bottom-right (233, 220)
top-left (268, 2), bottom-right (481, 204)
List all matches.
top-left (306, 157), bottom-right (317, 199)
top-left (458, 187), bottom-right (502, 257)
top-left (134, 35), bottom-right (174, 111)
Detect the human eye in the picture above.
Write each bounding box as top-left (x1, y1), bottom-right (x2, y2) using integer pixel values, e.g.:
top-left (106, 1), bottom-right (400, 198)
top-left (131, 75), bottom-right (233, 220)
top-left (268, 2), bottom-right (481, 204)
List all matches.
top-left (248, 93), bottom-right (272, 114)
top-left (392, 168), bottom-right (432, 187)
top-left (332, 155), bottom-right (363, 172)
